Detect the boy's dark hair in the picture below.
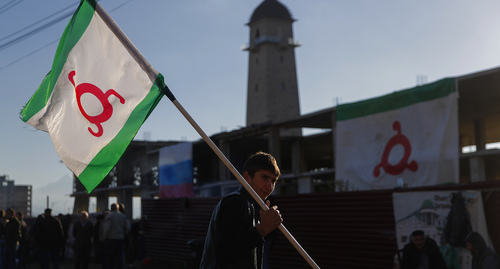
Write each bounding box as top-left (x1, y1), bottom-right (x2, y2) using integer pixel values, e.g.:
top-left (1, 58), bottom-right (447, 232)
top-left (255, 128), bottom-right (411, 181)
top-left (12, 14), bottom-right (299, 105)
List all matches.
top-left (243, 151), bottom-right (280, 178)
top-left (412, 230), bottom-right (425, 237)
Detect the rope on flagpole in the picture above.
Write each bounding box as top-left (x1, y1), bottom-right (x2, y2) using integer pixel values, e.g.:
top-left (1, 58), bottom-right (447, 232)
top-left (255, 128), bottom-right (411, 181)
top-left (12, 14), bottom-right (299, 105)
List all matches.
top-left (95, 3), bottom-right (320, 268)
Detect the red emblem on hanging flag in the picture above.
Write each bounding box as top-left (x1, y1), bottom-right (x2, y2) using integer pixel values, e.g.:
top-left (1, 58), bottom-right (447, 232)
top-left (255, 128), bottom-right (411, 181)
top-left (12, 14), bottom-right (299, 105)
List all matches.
top-left (373, 121), bottom-right (418, 177)
top-left (69, 71), bottom-right (125, 137)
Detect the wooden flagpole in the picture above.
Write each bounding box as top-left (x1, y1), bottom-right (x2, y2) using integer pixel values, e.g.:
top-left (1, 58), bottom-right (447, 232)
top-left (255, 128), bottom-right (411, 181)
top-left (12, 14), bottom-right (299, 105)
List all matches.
top-left (96, 3), bottom-right (320, 268)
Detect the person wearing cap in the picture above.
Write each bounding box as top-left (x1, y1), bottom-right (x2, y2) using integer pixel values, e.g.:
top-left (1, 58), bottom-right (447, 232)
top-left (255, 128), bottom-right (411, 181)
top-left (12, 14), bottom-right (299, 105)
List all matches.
top-left (465, 232), bottom-right (500, 269)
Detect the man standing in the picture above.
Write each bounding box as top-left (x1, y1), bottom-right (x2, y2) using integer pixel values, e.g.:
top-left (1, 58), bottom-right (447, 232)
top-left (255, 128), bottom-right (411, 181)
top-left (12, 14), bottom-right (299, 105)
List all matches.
top-left (401, 230), bottom-right (447, 269)
top-left (3, 208), bottom-right (20, 269)
top-left (0, 209), bottom-right (5, 269)
top-left (36, 208), bottom-right (64, 269)
top-left (103, 203), bottom-right (130, 269)
top-left (200, 151), bottom-right (283, 269)
top-left (73, 211), bottom-right (94, 269)
top-left (16, 212), bottom-right (27, 269)
top-left (465, 232), bottom-right (500, 269)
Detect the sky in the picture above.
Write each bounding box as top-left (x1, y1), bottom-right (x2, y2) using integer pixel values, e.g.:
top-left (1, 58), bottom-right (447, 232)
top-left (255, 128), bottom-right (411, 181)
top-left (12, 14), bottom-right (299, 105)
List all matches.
top-left (1, 0), bottom-right (500, 217)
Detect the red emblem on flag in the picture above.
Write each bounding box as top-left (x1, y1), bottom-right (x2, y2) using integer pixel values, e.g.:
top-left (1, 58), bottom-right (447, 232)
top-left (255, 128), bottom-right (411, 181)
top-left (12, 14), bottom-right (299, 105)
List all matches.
top-left (373, 121), bottom-right (418, 177)
top-left (69, 71), bottom-right (125, 137)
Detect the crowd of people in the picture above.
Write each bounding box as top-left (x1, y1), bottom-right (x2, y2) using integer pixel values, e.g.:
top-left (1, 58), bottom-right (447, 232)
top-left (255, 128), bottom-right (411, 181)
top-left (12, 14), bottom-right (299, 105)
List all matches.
top-left (0, 203), bottom-right (143, 269)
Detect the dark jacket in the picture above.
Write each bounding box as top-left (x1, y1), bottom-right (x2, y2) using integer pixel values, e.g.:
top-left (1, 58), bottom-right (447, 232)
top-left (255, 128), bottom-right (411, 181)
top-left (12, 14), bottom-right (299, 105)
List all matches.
top-left (466, 232), bottom-right (500, 269)
top-left (401, 237), bottom-right (447, 269)
top-left (73, 220), bottom-right (94, 250)
top-left (200, 187), bottom-right (265, 269)
top-left (443, 192), bottom-right (472, 247)
top-left (35, 215), bottom-right (64, 249)
top-left (3, 217), bottom-right (21, 247)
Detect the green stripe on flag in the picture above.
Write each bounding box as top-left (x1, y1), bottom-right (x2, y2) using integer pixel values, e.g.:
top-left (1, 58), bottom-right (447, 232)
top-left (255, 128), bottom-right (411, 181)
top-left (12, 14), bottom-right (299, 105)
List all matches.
top-left (78, 76), bottom-right (164, 192)
top-left (20, 0), bottom-right (96, 122)
top-left (336, 78), bottom-right (456, 121)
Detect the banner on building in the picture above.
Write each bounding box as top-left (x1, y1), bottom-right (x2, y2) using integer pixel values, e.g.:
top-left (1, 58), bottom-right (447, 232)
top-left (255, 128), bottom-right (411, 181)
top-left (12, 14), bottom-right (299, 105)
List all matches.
top-left (335, 78), bottom-right (459, 190)
top-left (393, 191), bottom-right (491, 269)
top-left (159, 142), bottom-right (194, 198)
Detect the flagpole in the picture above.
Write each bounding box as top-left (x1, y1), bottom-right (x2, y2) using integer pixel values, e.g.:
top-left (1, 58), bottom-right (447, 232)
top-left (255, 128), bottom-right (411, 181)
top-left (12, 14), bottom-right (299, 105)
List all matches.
top-left (95, 4), bottom-right (320, 269)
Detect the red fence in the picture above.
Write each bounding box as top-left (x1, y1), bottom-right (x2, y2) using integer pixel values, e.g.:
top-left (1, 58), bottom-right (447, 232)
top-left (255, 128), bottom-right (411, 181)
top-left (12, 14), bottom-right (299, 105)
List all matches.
top-left (142, 181), bottom-right (500, 268)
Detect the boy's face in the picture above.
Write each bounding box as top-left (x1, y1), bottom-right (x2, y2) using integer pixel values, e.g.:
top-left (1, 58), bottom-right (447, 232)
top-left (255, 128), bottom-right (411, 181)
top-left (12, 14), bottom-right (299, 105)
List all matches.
top-left (412, 235), bottom-right (426, 250)
top-left (244, 169), bottom-right (278, 201)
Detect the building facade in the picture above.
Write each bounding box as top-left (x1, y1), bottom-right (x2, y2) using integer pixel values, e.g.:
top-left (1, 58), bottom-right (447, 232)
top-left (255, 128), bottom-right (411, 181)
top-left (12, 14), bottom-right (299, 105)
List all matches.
top-left (0, 175), bottom-right (32, 216)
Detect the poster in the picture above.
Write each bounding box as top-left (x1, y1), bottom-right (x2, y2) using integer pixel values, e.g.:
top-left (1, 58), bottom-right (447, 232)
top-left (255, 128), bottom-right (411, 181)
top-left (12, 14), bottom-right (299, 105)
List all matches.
top-left (393, 190), bottom-right (491, 269)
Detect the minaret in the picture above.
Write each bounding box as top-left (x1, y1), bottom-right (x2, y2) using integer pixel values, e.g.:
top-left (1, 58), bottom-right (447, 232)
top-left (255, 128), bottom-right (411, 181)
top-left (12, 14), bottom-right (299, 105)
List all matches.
top-left (245, 0), bottom-right (301, 136)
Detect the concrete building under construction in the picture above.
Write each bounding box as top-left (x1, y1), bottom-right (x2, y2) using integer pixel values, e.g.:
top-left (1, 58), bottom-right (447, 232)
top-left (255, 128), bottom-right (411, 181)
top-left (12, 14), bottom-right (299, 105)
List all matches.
top-left (0, 175), bottom-right (32, 216)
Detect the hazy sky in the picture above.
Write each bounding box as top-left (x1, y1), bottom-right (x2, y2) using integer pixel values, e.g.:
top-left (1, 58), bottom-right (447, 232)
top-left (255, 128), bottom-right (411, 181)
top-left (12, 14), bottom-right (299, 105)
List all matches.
top-left (1, 0), bottom-right (500, 216)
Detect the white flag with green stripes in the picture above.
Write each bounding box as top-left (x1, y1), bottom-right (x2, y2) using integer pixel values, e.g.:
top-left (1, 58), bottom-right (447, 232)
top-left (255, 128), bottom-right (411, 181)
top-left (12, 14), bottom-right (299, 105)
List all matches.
top-left (335, 78), bottom-right (458, 190)
top-left (20, 0), bottom-right (164, 193)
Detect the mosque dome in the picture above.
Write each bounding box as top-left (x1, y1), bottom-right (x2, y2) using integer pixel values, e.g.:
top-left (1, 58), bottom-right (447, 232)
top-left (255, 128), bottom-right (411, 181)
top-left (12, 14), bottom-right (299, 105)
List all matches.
top-left (248, 0), bottom-right (294, 24)
top-left (420, 199), bottom-right (435, 209)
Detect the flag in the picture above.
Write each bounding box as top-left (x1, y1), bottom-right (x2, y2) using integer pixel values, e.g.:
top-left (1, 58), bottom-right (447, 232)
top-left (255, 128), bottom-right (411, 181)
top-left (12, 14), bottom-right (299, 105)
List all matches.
top-left (335, 78), bottom-right (458, 190)
top-left (20, 0), bottom-right (164, 193)
top-left (159, 142), bottom-right (194, 198)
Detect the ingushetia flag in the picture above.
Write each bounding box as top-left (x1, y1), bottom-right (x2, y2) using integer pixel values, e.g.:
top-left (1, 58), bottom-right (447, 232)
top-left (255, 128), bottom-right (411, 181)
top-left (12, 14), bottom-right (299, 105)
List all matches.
top-left (20, 0), bottom-right (165, 192)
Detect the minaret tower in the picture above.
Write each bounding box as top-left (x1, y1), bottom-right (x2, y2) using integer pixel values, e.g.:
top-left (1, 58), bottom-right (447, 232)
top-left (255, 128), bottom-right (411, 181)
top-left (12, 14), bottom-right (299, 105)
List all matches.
top-left (245, 0), bottom-right (301, 136)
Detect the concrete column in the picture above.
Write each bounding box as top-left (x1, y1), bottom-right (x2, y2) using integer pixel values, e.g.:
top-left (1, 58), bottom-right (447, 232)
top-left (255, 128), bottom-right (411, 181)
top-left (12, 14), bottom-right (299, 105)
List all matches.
top-left (291, 139), bottom-right (301, 174)
top-left (73, 195), bottom-right (89, 214)
top-left (268, 126), bottom-right (281, 165)
top-left (474, 119), bottom-right (486, 151)
top-left (470, 157), bottom-right (486, 182)
top-left (96, 192), bottom-right (109, 212)
top-left (298, 177), bottom-right (312, 194)
top-left (117, 189), bottom-right (133, 220)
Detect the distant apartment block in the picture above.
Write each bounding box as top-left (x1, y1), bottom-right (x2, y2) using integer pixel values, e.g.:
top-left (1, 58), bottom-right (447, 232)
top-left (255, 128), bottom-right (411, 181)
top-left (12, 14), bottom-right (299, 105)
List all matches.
top-left (0, 175), bottom-right (32, 216)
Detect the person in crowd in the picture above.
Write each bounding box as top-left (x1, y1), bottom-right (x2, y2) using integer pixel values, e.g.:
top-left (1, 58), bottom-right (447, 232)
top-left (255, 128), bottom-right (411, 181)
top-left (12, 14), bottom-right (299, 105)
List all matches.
top-left (98, 210), bottom-right (110, 265)
top-left (103, 204), bottom-right (130, 269)
top-left (0, 209), bottom-right (5, 269)
top-left (465, 232), bottom-right (500, 269)
top-left (16, 211), bottom-right (27, 269)
top-left (93, 213), bottom-right (105, 265)
top-left (36, 209), bottom-right (64, 269)
top-left (72, 211), bottom-right (94, 269)
top-left (200, 151), bottom-right (283, 269)
top-left (3, 208), bottom-right (21, 269)
top-left (401, 230), bottom-right (447, 269)
top-left (118, 204), bottom-right (127, 216)
top-left (57, 214), bottom-right (71, 261)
